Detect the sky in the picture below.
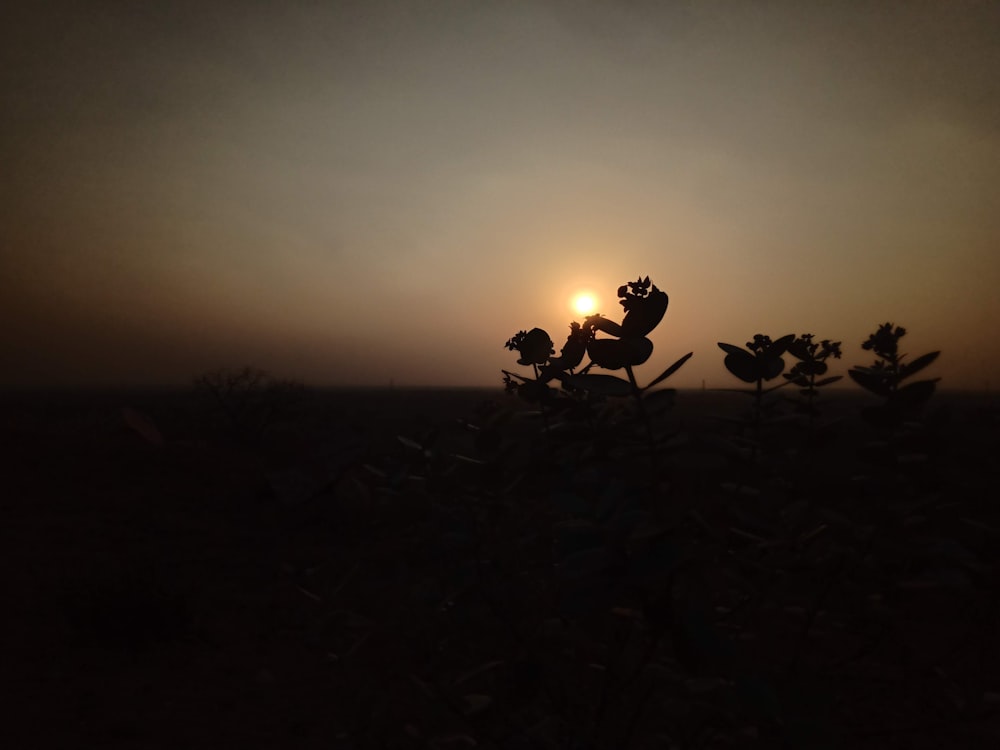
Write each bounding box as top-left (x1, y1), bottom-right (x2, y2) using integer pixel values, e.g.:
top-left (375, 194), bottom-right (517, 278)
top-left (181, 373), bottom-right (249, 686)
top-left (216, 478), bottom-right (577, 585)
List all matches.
top-left (2, 1), bottom-right (998, 390)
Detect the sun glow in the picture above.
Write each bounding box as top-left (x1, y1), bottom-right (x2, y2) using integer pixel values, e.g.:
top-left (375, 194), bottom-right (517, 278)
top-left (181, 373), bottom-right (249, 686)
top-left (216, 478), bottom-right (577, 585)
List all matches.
top-left (571, 292), bottom-right (597, 316)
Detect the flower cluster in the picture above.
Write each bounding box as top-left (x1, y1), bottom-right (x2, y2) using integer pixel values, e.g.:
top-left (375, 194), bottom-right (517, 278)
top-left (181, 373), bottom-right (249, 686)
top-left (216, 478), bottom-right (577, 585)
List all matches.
top-left (862, 323), bottom-right (906, 361)
top-left (746, 334), bottom-right (773, 354)
top-left (786, 334), bottom-right (842, 378)
top-left (617, 276), bottom-right (652, 312)
top-left (504, 328), bottom-right (554, 366)
top-left (789, 333), bottom-right (841, 359)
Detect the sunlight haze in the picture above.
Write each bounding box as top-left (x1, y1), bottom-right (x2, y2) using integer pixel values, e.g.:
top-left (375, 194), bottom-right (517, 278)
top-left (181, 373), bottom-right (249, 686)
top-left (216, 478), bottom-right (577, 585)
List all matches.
top-left (2, 1), bottom-right (998, 390)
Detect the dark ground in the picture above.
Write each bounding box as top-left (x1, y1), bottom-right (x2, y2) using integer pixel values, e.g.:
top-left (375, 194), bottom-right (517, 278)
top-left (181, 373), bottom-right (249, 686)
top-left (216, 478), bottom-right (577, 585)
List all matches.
top-left (2, 386), bottom-right (999, 748)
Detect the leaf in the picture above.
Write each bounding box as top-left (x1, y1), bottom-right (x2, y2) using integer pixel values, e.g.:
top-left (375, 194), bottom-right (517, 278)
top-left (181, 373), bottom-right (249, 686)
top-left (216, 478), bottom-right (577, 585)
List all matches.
top-left (900, 350), bottom-right (940, 379)
top-left (717, 342), bottom-right (748, 356)
top-left (592, 336), bottom-right (654, 370)
top-left (500, 369), bottom-right (530, 382)
top-left (398, 435), bottom-right (425, 451)
top-left (813, 376), bottom-right (842, 386)
top-left (588, 316), bottom-right (624, 337)
top-left (891, 378), bottom-right (938, 407)
top-left (767, 334), bottom-right (796, 357)
top-left (759, 354), bottom-right (785, 381)
top-left (764, 379), bottom-right (795, 393)
top-left (621, 286), bottom-right (668, 337)
top-left (564, 373), bottom-right (634, 397)
top-left (724, 350), bottom-right (758, 383)
top-left (644, 351), bottom-right (694, 390)
top-left (786, 338), bottom-right (811, 360)
top-left (451, 453), bottom-right (487, 465)
top-left (848, 368), bottom-right (892, 397)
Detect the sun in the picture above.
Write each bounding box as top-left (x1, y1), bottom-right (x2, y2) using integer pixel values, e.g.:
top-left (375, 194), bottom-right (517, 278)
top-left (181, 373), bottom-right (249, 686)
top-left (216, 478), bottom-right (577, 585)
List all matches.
top-left (571, 291), bottom-right (597, 316)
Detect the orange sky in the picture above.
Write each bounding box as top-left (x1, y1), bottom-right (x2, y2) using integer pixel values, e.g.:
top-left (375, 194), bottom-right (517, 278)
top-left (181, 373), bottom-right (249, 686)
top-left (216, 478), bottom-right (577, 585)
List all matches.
top-left (2, 1), bottom-right (998, 390)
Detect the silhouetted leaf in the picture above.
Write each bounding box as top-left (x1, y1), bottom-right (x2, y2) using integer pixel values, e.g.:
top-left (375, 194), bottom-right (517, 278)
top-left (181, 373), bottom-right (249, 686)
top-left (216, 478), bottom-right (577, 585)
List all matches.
top-left (718, 342), bottom-right (748, 357)
top-left (891, 379), bottom-right (938, 407)
top-left (900, 350), bottom-right (940, 379)
top-left (724, 350), bottom-right (758, 383)
top-left (500, 369), bottom-right (529, 383)
top-left (784, 374), bottom-right (810, 386)
top-left (621, 286), bottom-right (668, 337)
top-left (768, 333), bottom-right (796, 357)
top-left (565, 373), bottom-right (633, 396)
top-left (587, 316), bottom-right (624, 337)
top-left (795, 360), bottom-right (828, 376)
top-left (814, 376), bottom-right (842, 386)
top-left (760, 354), bottom-right (785, 380)
top-left (397, 435), bottom-right (425, 452)
top-left (786, 339), bottom-right (808, 360)
top-left (848, 368), bottom-right (892, 397)
top-left (588, 337), bottom-right (653, 370)
top-left (644, 351), bottom-right (694, 389)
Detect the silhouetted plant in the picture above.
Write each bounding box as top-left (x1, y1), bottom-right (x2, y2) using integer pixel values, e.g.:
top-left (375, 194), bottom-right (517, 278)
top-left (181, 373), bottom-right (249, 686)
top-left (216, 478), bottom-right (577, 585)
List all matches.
top-left (503, 277), bottom-right (691, 424)
top-left (848, 322), bottom-right (940, 430)
top-left (717, 333), bottom-right (795, 439)
top-left (784, 334), bottom-right (843, 421)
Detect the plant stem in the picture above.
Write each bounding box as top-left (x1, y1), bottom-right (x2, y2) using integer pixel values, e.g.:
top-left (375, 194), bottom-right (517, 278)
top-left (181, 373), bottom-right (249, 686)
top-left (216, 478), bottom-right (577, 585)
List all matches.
top-left (625, 364), bottom-right (657, 477)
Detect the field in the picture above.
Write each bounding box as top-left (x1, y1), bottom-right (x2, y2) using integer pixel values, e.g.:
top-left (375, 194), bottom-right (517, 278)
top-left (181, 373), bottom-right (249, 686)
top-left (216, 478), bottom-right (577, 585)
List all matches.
top-left (3, 386), bottom-right (999, 748)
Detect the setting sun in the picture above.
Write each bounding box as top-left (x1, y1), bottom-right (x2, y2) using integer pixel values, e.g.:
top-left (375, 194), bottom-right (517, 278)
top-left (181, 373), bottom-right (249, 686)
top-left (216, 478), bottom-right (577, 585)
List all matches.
top-left (571, 292), bottom-right (597, 316)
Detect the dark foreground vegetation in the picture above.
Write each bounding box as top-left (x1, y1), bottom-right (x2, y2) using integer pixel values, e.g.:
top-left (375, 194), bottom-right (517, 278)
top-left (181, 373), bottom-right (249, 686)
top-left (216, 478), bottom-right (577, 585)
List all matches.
top-left (3, 378), bottom-right (999, 749)
top-left (3, 278), bottom-right (999, 749)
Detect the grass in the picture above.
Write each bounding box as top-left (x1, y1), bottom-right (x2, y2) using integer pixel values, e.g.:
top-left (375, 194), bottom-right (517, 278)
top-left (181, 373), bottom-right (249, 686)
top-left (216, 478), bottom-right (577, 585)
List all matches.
top-left (3, 380), bottom-right (999, 749)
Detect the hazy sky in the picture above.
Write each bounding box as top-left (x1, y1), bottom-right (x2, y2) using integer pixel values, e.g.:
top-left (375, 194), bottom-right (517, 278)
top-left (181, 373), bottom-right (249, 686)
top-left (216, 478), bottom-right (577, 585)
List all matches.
top-left (3, 1), bottom-right (998, 389)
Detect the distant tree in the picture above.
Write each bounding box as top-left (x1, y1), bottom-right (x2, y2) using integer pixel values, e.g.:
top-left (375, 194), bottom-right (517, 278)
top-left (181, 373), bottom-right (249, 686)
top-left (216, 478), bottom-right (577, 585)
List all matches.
top-left (191, 365), bottom-right (306, 443)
